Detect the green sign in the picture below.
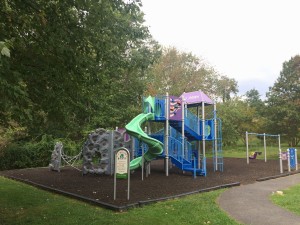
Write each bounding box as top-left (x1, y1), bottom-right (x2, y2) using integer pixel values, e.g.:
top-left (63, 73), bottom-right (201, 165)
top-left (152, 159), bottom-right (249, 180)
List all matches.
top-left (116, 149), bottom-right (129, 179)
top-left (114, 147), bottom-right (130, 200)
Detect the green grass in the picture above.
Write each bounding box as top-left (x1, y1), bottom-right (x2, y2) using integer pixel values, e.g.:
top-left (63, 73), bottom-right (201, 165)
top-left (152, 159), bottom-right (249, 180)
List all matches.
top-left (270, 184), bottom-right (300, 216)
top-left (0, 176), bottom-right (240, 225)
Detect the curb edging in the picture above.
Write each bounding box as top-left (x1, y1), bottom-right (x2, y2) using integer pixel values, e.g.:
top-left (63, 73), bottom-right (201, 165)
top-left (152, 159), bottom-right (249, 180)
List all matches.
top-left (3, 175), bottom-right (240, 211)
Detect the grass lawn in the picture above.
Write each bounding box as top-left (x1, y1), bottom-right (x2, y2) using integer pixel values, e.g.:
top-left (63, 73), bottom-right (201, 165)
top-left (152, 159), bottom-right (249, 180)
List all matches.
top-left (270, 184), bottom-right (300, 216)
top-left (0, 176), bottom-right (240, 225)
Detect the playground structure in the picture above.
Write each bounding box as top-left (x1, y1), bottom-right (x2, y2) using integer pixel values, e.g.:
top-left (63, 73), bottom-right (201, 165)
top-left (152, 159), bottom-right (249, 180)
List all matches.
top-left (50, 90), bottom-right (223, 177)
top-left (49, 142), bottom-right (82, 172)
top-left (50, 128), bottom-right (132, 175)
top-left (126, 91), bottom-right (223, 177)
top-left (49, 142), bottom-right (63, 172)
top-left (81, 128), bottom-right (132, 175)
top-left (245, 131), bottom-right (298, 173)
top-left (245, 132), bottom-right (281, 164)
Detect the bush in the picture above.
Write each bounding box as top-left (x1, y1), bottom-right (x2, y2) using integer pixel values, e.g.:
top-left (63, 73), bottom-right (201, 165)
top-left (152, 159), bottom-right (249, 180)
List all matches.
top-left (0, 135), bottom-right (54, 170)
top-left (0, 134), bottom-right (85, 170)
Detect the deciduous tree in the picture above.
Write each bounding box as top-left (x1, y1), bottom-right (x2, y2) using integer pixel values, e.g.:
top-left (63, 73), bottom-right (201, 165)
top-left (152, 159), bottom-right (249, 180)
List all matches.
top-left (146, 47), bottom-right (238, 99)
top-left (266, 55), bottom-right (300, 146)
top-left (218, 98), bottom-right (257, 146)
top-left (0, 0), bottom-right (157, 140)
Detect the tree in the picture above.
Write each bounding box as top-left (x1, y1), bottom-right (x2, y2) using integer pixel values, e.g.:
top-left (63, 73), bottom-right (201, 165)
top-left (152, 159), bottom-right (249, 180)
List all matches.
top-left (146, 47), bottom-right (238, 99)
top-left (218, 98), bottom-right (258, 146)
top-left (216, 76), bottom-right (239, 102)
top-left (245, 89), bottom-right (263, 108)
top-left (266, 55), bottom-right (300, 146)
top-left (244, 88), bottom-right (265, 117)
top-left (0, 0), bottom-right (157, 140)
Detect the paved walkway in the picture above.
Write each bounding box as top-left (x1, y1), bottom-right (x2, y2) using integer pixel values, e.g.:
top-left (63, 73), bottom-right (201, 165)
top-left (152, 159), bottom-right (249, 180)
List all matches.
top-left (218, 173), bottom-right (300, 225)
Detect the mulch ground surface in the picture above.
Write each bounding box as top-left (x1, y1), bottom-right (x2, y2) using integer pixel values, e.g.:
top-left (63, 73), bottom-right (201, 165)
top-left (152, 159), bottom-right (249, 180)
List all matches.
top-left (0, 158), bottom-right (291, 210)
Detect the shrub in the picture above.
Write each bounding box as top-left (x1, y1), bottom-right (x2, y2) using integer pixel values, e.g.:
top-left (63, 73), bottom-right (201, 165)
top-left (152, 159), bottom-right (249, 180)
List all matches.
top-left (0, 134), bottom-right (85, 170)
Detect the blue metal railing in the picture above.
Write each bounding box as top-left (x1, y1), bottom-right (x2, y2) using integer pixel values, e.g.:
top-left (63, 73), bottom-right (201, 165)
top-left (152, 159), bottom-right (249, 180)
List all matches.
top-left (168, 136), bottom-right (182, 161)
top-left (184, 109), bottom-right (217, 140)
top-left (185, 109), bottom-right (199, 135)
top-left (168, 136), bottom-right (192, 162)
top-left (170, 126), bottom-right (182, 140)
top-left (184, 138), bottom-right (193, 161)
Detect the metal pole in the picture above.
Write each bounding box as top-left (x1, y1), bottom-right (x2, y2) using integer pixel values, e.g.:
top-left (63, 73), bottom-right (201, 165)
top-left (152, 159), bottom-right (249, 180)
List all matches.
top-left (197, 106), bottom-right (201, 169)
top-left (279, 135), bottom-right (283, 173)
top-left (113, 152), bottom-right (117, 200)
top-left (127, 151), bottom-right (130, 200)
top-left (131, 138), bottom-right (135, 161)
top-left (278, 134), bottom-right (281, 153)
top-left (202, 101), bottom-right (205, 158)
top-left (145, 127), bottom-right (150, 178)
top-left (148, 163), bottom-right (151, 175)
top-left (296, 149), bottom-right (298, 171)
top-left (287, 149), bottom-right (291, 172)
top-left (197, 106), bottom-right (200, 134)
top-left (264, 133), bottom-right (267, 162)
top-left (246, 131), bottom-right (249, 164)
top-left (184, 104), bottom-right (188, 159)
top-left (279, 148), bottom-right (283, 173)
top-left (182, 99), bottom-right (185, 160)
top-left (141, 142), bottom-right (144, 181)
top-left (110, 130), bottom-right (114, 175)
top-left (165, 93), bottom-right (169, 176)
top-left (214, 102), bottom-right (218, 171)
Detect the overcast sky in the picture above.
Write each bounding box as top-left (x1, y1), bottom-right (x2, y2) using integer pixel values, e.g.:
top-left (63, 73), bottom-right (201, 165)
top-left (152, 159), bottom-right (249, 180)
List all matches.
top-left (141, 0), bottom-right (300, 98)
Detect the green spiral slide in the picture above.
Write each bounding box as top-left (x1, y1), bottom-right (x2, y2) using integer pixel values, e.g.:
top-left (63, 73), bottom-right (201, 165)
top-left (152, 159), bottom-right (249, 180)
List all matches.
top-left (125, 113), bottom-right (164, 170)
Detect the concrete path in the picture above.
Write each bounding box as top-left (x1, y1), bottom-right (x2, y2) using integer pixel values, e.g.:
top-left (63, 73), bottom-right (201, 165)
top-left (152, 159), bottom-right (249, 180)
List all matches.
top-left (218, 174), bottom-right (300, 225)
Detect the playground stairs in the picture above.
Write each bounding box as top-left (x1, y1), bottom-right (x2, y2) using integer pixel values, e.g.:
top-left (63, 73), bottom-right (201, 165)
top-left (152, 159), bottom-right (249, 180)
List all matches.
top-left (166, 119), bottom-right (209, 176)
top-left (170, 156), bottom-right (206, 176)
top-left (134, 136), bottom-right (207, 176)
top-left (169, 120), bottom-right (202, 141)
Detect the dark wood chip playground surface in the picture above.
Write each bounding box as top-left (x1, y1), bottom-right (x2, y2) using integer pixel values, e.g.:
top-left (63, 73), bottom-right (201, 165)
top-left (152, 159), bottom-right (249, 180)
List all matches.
top-left (0, 158), bottom-right (292, 210)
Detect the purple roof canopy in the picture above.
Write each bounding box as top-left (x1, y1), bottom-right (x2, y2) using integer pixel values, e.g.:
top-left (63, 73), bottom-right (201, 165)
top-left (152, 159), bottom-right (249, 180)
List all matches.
top-left (180, 91), bottom-right (213, 107)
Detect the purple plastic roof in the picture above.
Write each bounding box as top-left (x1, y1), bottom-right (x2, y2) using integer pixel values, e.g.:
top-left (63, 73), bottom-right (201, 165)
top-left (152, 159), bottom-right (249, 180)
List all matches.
top-left (180, 91), bottom-right (213, 106)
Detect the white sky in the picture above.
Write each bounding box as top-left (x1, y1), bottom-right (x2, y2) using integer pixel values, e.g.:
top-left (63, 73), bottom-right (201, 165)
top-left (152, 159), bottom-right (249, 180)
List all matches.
top-left (141, 0), bottom-right (300, 97)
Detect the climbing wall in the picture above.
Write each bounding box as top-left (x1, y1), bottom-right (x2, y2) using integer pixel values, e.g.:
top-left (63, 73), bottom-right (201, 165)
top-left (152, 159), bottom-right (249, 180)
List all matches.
top-left (49, 142), bottom-right (63, 172)
top-left (82, 128), bottom-right (132, 175)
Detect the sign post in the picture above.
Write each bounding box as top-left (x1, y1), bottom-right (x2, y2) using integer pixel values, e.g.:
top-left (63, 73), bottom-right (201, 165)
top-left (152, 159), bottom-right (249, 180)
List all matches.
top-left (114, 148), bottom-right (130, 200)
